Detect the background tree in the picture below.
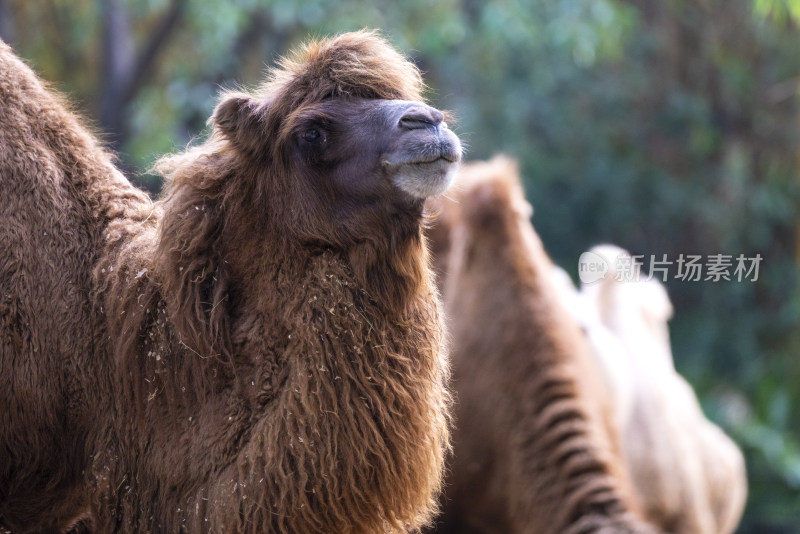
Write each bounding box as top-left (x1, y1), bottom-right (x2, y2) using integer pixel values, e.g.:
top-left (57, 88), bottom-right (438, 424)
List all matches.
top-left (1, 0), bottom-right (798, 530)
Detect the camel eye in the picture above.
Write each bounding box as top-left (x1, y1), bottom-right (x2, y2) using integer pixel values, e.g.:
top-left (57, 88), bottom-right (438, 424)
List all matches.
top-left (303, 128), bottom-right (321, 142)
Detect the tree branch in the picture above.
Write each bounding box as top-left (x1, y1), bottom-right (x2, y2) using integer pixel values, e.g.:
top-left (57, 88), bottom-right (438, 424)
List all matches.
top-left (121, 0), bottom-right (187, 107)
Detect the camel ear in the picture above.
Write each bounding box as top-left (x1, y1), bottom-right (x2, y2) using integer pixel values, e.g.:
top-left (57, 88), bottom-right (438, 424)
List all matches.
top-left (211, 92), bottom-right (268, 156)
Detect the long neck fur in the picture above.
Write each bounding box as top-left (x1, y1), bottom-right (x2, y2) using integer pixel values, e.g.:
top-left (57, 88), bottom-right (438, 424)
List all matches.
top-left (90, 144), bottom-right (450, 534)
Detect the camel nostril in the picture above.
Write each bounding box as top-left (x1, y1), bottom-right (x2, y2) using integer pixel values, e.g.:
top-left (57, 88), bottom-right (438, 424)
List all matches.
top-left (399, 106), bottom-right (444, 130)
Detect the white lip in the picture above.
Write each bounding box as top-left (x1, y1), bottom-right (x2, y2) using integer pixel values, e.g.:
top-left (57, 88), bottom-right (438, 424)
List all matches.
top-left (391, 159), bottom-right (460, 199)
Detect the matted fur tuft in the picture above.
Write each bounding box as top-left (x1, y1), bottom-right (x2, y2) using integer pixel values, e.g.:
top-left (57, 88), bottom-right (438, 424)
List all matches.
top-left (268, 30), bottom-right (425, 108)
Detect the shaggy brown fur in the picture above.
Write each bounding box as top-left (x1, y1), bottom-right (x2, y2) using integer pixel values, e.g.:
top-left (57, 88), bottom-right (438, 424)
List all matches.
top-left (427, 157), bottom-right (658, 534)
top-left (1, 31), bottom-right (458, 533)
top-left (0, 38), bottom-right (151, 533)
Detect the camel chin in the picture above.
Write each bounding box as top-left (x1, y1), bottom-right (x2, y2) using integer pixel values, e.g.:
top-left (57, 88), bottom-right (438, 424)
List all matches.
top-left (393, 158), bottom-right (460, 199)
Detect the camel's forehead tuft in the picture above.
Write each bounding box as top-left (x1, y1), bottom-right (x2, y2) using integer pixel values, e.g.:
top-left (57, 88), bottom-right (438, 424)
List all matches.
top-left (263, 30), bottom-right (425, 105)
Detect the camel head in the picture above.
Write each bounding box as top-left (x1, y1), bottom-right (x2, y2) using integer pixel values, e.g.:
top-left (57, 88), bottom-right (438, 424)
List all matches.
top-left (209, 31), bottom-right (462, 247)
top-left (154, 30), bottom-right (462, 319)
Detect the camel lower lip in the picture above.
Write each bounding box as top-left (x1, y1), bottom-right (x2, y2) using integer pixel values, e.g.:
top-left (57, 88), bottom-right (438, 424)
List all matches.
top-left (399, 158), bottom-right (454, 171)
top-left (411, 155), bottom-right (460, 165)
top-left (388, 155), bottom-right (459, 167)
top-left (408, 157), bottom-right (445, 166)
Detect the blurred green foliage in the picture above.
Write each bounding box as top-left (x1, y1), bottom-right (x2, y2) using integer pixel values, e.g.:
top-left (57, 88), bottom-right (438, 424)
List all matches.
top-left (2, 0), bottom-right (799, 531)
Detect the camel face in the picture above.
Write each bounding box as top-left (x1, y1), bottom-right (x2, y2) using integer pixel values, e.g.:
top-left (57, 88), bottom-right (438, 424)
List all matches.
top-left (286, 97), bottom-right (461, 203)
